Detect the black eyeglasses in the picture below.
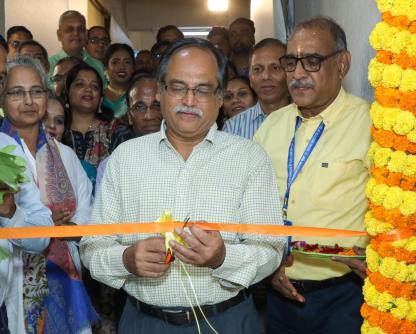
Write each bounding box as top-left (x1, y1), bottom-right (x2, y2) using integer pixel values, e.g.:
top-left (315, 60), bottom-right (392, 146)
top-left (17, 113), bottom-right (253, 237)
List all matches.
top-left (279, 50), bottom-right (343, 72)
top-left (163, 82), bottom-right (219, 102)
top-left (130, 102), bottom-right (161, 114)
top-left (88, 37), bottom-right (110, 46)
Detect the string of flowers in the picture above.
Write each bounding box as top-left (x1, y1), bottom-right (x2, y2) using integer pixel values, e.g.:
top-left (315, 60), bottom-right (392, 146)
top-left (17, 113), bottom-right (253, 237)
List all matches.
top-left (363, 1), bottom-right (416, 333)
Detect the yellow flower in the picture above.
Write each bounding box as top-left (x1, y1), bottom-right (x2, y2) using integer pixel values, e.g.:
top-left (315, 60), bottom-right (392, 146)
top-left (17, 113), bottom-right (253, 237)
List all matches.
top-left (366, 177), bottom-right (378, 197)
top-left (373, 147), bottom-right (391, 167)
top-left (381, 26), bottom-right (400, 51)
top-left (387, 150), bottom-right (407, 173)
top-left (391, 298), bottom-right (410, 319)
top-left (366, 246), bottom-right (381, 272)
top-left (400, 191), bottom-right (416, 216)
top-left (403, 154), bottom-right (416, 176)
top-left (371, 183), bottom-right (390, 205)
top-left (368, 141), bottom-right (380, 161)
top-left (403, 237), bottom-right (416, 252)
top-left (380, 256), bottom-right (400, 278)
top-left (394, 110), bottom-right (415, 135)
top-left (382, 63), bottom-right (403, 88)
top-left (382, 107), bottom-right (398, 130)
top-left (376, 0), bottom-right (393, 12)
top-left (408, 302), bottom-right (416, 322)
top-left (392, 30), bottom-right (412, 55)
top-left (383, 186), bottom-right (403, 209)
top-left (368, 58), bottom-right (385, 87)
top-left (365, 212), bottom-right (393, 236)
top-left (408, 129), bottom-right (416, 143)
top-left (400, 68), bottom-right (416, 92)
top-left (370, 102), bottom-right (384, 128)
top-left (407, 34), bottom-right (416, 57)
top-left (392, 0), bottom-right (416, 21)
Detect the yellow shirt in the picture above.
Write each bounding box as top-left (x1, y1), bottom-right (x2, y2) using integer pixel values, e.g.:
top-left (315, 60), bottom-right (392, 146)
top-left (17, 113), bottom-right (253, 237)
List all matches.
top-left (254, 88), bottom-right (371, 280)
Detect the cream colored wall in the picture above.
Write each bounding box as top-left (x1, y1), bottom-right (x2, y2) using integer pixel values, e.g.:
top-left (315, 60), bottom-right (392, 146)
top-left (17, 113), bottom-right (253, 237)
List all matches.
top-left (251, 0), bottom-right (276, 42)
top-left (87, 1), bottom-right (105, 28)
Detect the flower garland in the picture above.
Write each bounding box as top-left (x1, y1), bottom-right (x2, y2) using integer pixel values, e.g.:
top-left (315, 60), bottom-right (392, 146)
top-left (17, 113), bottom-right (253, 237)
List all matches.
top-left (364, 3), bottom-right (416, 332)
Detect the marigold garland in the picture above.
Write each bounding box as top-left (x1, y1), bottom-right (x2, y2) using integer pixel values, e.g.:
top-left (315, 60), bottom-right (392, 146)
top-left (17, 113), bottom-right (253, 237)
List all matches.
top-left (371, 237), bottom-right (416, 263)
top-left (368, 270), bottom-right (416, 299)
top-left (375, 86), bottom-right (416, 115)
top-left (369, 203), bottom-right (416, 229)
top-left (372, 126), bottom-right (416, 153)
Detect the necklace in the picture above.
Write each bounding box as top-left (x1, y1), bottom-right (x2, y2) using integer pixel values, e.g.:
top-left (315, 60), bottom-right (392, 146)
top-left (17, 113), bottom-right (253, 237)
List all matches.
top-left (107, 84), bottom-right (125, 96)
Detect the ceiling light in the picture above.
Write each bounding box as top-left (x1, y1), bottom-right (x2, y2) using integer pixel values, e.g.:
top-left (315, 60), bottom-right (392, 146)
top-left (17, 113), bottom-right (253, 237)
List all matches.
top-left (208, 0), bottom-right (228, 12)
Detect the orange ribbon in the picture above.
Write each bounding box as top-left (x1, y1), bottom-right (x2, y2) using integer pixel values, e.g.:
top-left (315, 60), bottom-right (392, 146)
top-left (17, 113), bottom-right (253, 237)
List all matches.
top-left (0, 222), bottom-right (369, 239)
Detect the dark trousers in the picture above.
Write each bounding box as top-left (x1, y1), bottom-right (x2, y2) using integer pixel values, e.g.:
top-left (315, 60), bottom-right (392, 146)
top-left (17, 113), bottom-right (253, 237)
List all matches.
top-left (0, 303), bottom-right (9, 334)
top-left (119, 295), bottom-right (262, 334)
top-left (266, 276), bottom-right (364, 334)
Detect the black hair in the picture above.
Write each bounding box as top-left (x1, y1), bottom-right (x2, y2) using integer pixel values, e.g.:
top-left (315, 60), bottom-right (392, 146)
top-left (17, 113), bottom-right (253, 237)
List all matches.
top-left (17, 40), bottom-right (48, 61)
top-left (102, 43), bottom-right (135, 69)
top-left (229, 18), bottom-right (255, 35)
top-left (156, 25), bottom-right (184, 42)
top-left (87, 26), bottom-right (110, 39)
top-left (0, 34), bottom-right (7, 52)
top-left (7, 26), bottom-right (33, 40)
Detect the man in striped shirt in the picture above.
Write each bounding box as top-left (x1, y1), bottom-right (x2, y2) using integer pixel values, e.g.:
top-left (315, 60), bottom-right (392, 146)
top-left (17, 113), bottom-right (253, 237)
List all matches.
top-left (223, 38), bottom-right (290, 139)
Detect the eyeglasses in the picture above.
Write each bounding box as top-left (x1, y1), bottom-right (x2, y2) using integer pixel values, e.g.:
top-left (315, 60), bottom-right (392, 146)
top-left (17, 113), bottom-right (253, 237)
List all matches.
top-left (51, 74), bottom-right (64, 83)
top-left (164, 82), bottom-right (219, 102)
top-left (279, 50), bottom-right (343, 72)
top-left (130, 102), bottom-right (161, 114)
top-left (6, 87), bottom-right (47, 101)
top-left (88, 37), bottom-right (110, 46)
top-left (8, 40), bottom-right (20, 49)
top-left (223, 90), bottom-right (251, 101)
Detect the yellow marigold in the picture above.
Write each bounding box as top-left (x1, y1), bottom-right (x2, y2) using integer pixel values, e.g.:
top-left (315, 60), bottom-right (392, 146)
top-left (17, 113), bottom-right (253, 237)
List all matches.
top-left (376, 0), bottom-right (393, 13)
top-left (370, 102), bottom-right (384, 128)
top-left (369, 22), bottom-right (388, 50)
top-left (408, 129), bottom-right (416, 143)
top-left (409, 302), bottom-right (416, 322)
top-left (371, 183), bottom-right (390, 205)
top-left (392, 0), bottom-right (416, 21)
top-left (400, 68), bottom-right (416, 92)
top-left (406, 33), bottom-right (416, 57)
top-left (379, 256), bottom-right (400, 278)
top-left (366, 177), bottom-right (378, 197)
top-left (383, 185), bottom-right (403, 209)
top-left (382, 63), bottom-right (403, 88)
top-left (382, 107), bottom-right (399, 130)
top-left (381, 25), bottom-right (400, 51)
top-left (387, 150), bottom-right (407, 172)
top-left (392, 239), bottom-right (408, 248)
top-left (392, 30), bottom-right (412, 54)
top-left (368, 58), bottom-right (385, 87)
top-left (391, 298), bottom-right (411, 319)
top-left (403, 154), bottom-right (416, 176)
top-left (373, 147), bottom-right (391, 167)
top-left (394, 261), bottom-right (413, 282)
top-left (368, 141), bottom-right (380, 161)
top-left (366, 245), bottom-right (381, 272)
top-left (400, 190), bottom-right (416, 215)
top-left (364, 211), bottom-right (393, 236)
top-left (403, 237), bottom-right (416, 252)
top-left (394, 110), bottom-right (415, 135)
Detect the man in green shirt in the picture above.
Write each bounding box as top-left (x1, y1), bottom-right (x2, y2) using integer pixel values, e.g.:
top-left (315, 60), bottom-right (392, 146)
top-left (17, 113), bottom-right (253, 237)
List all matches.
top-left (48, 10), bottom-right (105, 86)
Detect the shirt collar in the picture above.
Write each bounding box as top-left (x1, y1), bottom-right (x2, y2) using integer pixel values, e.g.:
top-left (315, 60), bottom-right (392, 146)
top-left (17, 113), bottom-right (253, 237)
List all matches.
top-left (59, 48), bottom-right (89, 61)
top-left (159, 119), bottom-right (218, 146)
top-left (295, 87), bottom-right (346, 127)
top-left (254, 102), bottom-right (266, 120)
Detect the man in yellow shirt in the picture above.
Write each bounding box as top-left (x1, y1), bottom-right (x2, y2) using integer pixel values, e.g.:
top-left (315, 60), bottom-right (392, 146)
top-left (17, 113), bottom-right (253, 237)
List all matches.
top-left (254, 17), bottom-right (371, 333)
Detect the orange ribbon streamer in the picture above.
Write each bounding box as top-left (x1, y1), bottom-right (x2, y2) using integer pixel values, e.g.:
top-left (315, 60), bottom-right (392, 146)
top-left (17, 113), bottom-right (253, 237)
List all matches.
top-left (0, 222), bottom-right (369, 239)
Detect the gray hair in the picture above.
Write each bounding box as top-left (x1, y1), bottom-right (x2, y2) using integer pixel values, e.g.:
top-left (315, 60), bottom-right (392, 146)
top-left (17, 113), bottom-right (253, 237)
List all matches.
top-left (1, 55), bottom-right (48, 99)
top-left (156, 38), bottom-right (227, 94)
top-left (59, 10), bottom-right (86, 27)
top-left (292, 17), bottom-right (347, 51)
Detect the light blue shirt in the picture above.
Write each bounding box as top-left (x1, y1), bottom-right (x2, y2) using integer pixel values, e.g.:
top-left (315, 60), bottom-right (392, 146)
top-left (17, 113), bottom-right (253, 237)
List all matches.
top-left (0, 133), bottom-right (52, 333)
top-left (222, 102), bottom-right (266, 139)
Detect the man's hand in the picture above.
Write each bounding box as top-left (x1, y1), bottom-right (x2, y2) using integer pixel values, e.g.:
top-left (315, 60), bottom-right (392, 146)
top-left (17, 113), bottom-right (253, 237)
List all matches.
top-left (0, 192), bottom-right (16, 218)
top-left (169, 224), bottom-right (226, 269)
top-left (122, 237), bottom-right (170, 278)
top-left (52, 208), bottom-right (71, 226)
top-left (332, 246), bottom-right (367, 279)
top-left (270, 254), bottom-right (305, 303)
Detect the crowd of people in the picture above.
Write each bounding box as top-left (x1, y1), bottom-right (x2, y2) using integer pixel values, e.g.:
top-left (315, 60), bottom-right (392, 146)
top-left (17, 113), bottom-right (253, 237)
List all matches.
top-left (0, 9), bottom-right (370, 334)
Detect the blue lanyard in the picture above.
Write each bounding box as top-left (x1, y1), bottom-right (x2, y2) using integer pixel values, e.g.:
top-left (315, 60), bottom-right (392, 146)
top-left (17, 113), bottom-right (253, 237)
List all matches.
top-left (283, 116), bottom-right (325, 217)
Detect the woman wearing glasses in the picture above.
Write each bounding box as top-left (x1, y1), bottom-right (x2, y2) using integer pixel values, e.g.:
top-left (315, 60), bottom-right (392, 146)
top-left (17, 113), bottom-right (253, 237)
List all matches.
top-left (0, 55), bottom-right (98, 333)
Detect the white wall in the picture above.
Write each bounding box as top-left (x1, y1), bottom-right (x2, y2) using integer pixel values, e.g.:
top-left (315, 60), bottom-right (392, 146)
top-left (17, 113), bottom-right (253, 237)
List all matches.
top-left (251, 0), bottom-right (277, 42)
top-left (294, 0), bottom-right (380, 101)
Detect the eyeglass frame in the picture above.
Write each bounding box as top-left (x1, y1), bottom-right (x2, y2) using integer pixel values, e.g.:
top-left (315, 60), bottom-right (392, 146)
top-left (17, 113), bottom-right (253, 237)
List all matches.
top-left (129, 101), bottom-right (161, 115)
top-left (5, 87), bottom-right (47, 101)
top-left (88, 37), bottom-right (110, 46)
top-left (279, 50), bottom-right (344, 73)
top-left (162, 82), bottom-right (220, 102)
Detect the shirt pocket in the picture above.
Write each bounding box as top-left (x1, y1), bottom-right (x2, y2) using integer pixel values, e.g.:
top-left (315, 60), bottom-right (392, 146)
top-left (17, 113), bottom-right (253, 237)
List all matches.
top-left (310, 160), bottom-right (367, 209)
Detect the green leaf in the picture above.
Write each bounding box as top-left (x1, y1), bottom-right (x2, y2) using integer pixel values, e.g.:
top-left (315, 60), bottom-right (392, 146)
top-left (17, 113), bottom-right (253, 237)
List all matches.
top-left (0, 247), bottom-right (10, 262)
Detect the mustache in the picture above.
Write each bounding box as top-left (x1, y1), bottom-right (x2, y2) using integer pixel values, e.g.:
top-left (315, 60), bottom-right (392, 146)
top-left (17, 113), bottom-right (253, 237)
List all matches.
top-left (289, 79), bottom-right (314, 89)
top-left (172, 105), bottom-right (203, 117)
